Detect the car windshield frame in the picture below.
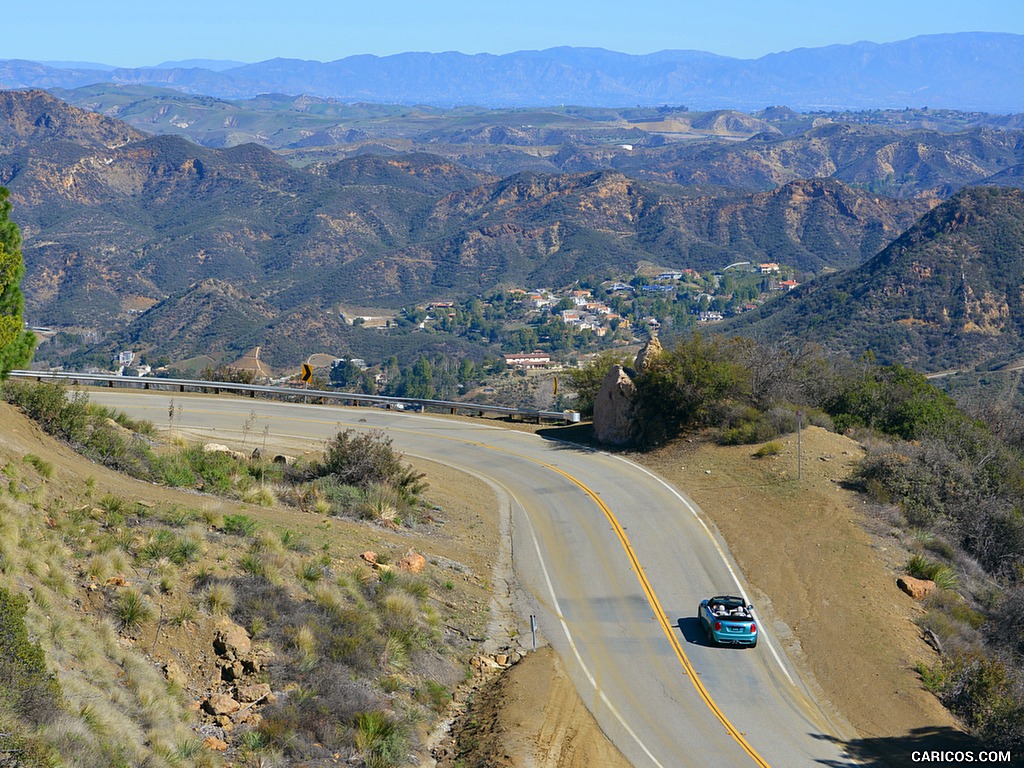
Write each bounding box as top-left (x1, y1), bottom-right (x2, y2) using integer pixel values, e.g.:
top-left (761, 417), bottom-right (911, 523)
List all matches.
top-left (706, 597), bottom-right (752, 621)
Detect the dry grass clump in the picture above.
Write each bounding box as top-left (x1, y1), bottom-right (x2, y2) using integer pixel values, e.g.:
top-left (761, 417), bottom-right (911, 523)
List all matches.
top-left (203, 581), bottom-right (237, 616)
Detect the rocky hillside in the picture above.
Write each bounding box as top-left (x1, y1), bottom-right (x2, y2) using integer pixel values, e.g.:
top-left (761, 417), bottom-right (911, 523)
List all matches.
top-left (723, 186), bottom-right (1024, 372)
top-left (3, 89), bottom-right (1024, 370)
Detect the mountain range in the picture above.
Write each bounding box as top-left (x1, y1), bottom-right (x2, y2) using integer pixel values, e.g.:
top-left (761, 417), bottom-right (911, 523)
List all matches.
top-left (3, 33), bottom-right (1024, 112)
top-left (2, 87), bottom-right (1024, 373)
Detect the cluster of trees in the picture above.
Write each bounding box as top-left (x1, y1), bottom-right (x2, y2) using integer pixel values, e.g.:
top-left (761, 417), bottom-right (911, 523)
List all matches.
top-left (330, 352), bottom-right (503, 401)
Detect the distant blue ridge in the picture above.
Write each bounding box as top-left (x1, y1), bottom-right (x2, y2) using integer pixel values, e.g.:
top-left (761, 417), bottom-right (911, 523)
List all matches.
top-left (9, 34), bottom-right (1024, 112)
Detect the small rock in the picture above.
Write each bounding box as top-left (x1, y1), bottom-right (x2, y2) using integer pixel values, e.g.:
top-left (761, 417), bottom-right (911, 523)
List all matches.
top-left (203, 736), bottom-right (228, 751)
top-left (204, 693), bottom-right (241, 716)
top-left (221, 661), bottom-right (245, 682)
top-left (398, 549), bottom-right (426, 574)
top-left (361, 551), bottom-right (378, 565)
top-left (897, 576), bottom-right (936, 601)
top-left (236, 683), bottom-right (272, 703)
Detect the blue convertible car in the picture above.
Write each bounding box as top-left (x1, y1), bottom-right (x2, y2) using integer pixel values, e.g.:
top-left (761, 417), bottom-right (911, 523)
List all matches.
top-left (698, 595), bottom-right (758, 648)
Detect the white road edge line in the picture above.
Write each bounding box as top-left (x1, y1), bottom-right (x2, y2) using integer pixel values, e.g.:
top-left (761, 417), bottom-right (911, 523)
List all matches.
top-left (515, 489), bottom-right (669, 768)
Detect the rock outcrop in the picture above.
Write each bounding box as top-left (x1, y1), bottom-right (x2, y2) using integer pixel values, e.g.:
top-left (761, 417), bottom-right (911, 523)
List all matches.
top-left (593, 365), bottom-right (639, 446)
top-left (593, 336), bottom-right (664, 446)
top-left (213, 620), bottom-right (252, 659)
top-left (634, 335), bottom-right (663, 374)
top-left (398, 549), bottom-right (427, 574)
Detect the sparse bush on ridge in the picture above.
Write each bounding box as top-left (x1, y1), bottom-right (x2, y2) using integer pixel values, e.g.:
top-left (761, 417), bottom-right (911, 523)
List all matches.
top-left (305, 429), bottom-right (427, 506)
top-left (752, 441), bottom-right (782, 458)
top-left (3, 381), bottom-right (159, 479)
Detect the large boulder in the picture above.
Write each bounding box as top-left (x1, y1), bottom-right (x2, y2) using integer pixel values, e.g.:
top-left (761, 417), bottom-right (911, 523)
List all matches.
top-left (593, 365), bottom-right (639, 446)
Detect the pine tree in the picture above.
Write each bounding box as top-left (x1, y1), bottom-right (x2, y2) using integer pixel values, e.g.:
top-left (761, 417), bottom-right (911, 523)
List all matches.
top-left (0, 187), bottom-right (35, 375)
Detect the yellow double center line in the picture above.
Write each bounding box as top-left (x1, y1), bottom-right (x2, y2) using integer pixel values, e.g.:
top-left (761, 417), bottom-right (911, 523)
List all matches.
top-left (542, 460), bottom-right (772, 768)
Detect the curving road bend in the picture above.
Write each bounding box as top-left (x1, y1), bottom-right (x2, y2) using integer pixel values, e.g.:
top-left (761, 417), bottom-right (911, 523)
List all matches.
top-left (87, 391), bottom-right (857, 767)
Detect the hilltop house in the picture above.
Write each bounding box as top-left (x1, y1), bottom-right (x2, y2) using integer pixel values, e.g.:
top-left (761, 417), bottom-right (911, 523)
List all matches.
top-left (504, 352), bottom-right (552, 369)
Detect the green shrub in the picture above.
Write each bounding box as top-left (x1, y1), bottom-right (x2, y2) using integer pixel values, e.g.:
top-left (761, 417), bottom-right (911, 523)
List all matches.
top-left (907, 554), bottom-right (934, 579)
top-left (925, 590), bottom-right (985, 631)
top-left (222, 514), bottom-right (259, 537)
top-left (3, 381), bottom-right (89, 441)
top-left (81, 421), bottom-right (158, 479)
top-left (635, 333), bottom-right (748, 445)
top-left (299, 560), bottom-right (324, 583)
top-left (114, 589), bottom-right (152, 631)
top-left (0, 728), bottom-right (58, 768)
top-left (22, 454), bottom-right (53, 478)
top-left (907, 555), bottom-right (960, 590)
top-left (315, 479), bottom-right (365, 515)
top-left (309, 430), bottom-right (426, 505)
top-left (153, 456), bottom-right (197, 487)
top-left (919, 650), bottom-right (1024, 749)
top-left (0, 587), bottom-right (63, 724)
top-left (826, 364), bottom-right (964, 441)
top-left (355, 710), bottom-right (408, 768)
top-left (168, 446), bottom-right (237, 494)
top-left (138, 529), bottom-right (178, 563)
top-left (279, 530), bottom-right (310, 552)
top-left (85, 403), bottom-right (156, 436)
top-left (753, 441), bottom-right (783, 458)
top-left (416, 680), bottom-right (451, 713)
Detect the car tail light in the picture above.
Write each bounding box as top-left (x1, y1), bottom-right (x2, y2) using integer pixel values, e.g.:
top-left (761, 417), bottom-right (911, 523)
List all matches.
top-left (714, 621), bottom-right (721, 631)
top-left (750, 623), bottom-right (757, 633)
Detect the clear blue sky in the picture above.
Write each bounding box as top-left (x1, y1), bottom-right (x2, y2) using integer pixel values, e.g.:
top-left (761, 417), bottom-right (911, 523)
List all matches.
top-left (7, 1), bottom-right (1024, 66)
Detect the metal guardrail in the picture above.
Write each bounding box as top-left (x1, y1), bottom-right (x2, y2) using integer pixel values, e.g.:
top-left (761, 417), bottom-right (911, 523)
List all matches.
top-left (8, 370), bottom-right (581, 425)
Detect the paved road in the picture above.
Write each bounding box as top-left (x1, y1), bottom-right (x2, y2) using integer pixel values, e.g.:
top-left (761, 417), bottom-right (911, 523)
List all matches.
top-left (89, 390), bottom-right (857, 767)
